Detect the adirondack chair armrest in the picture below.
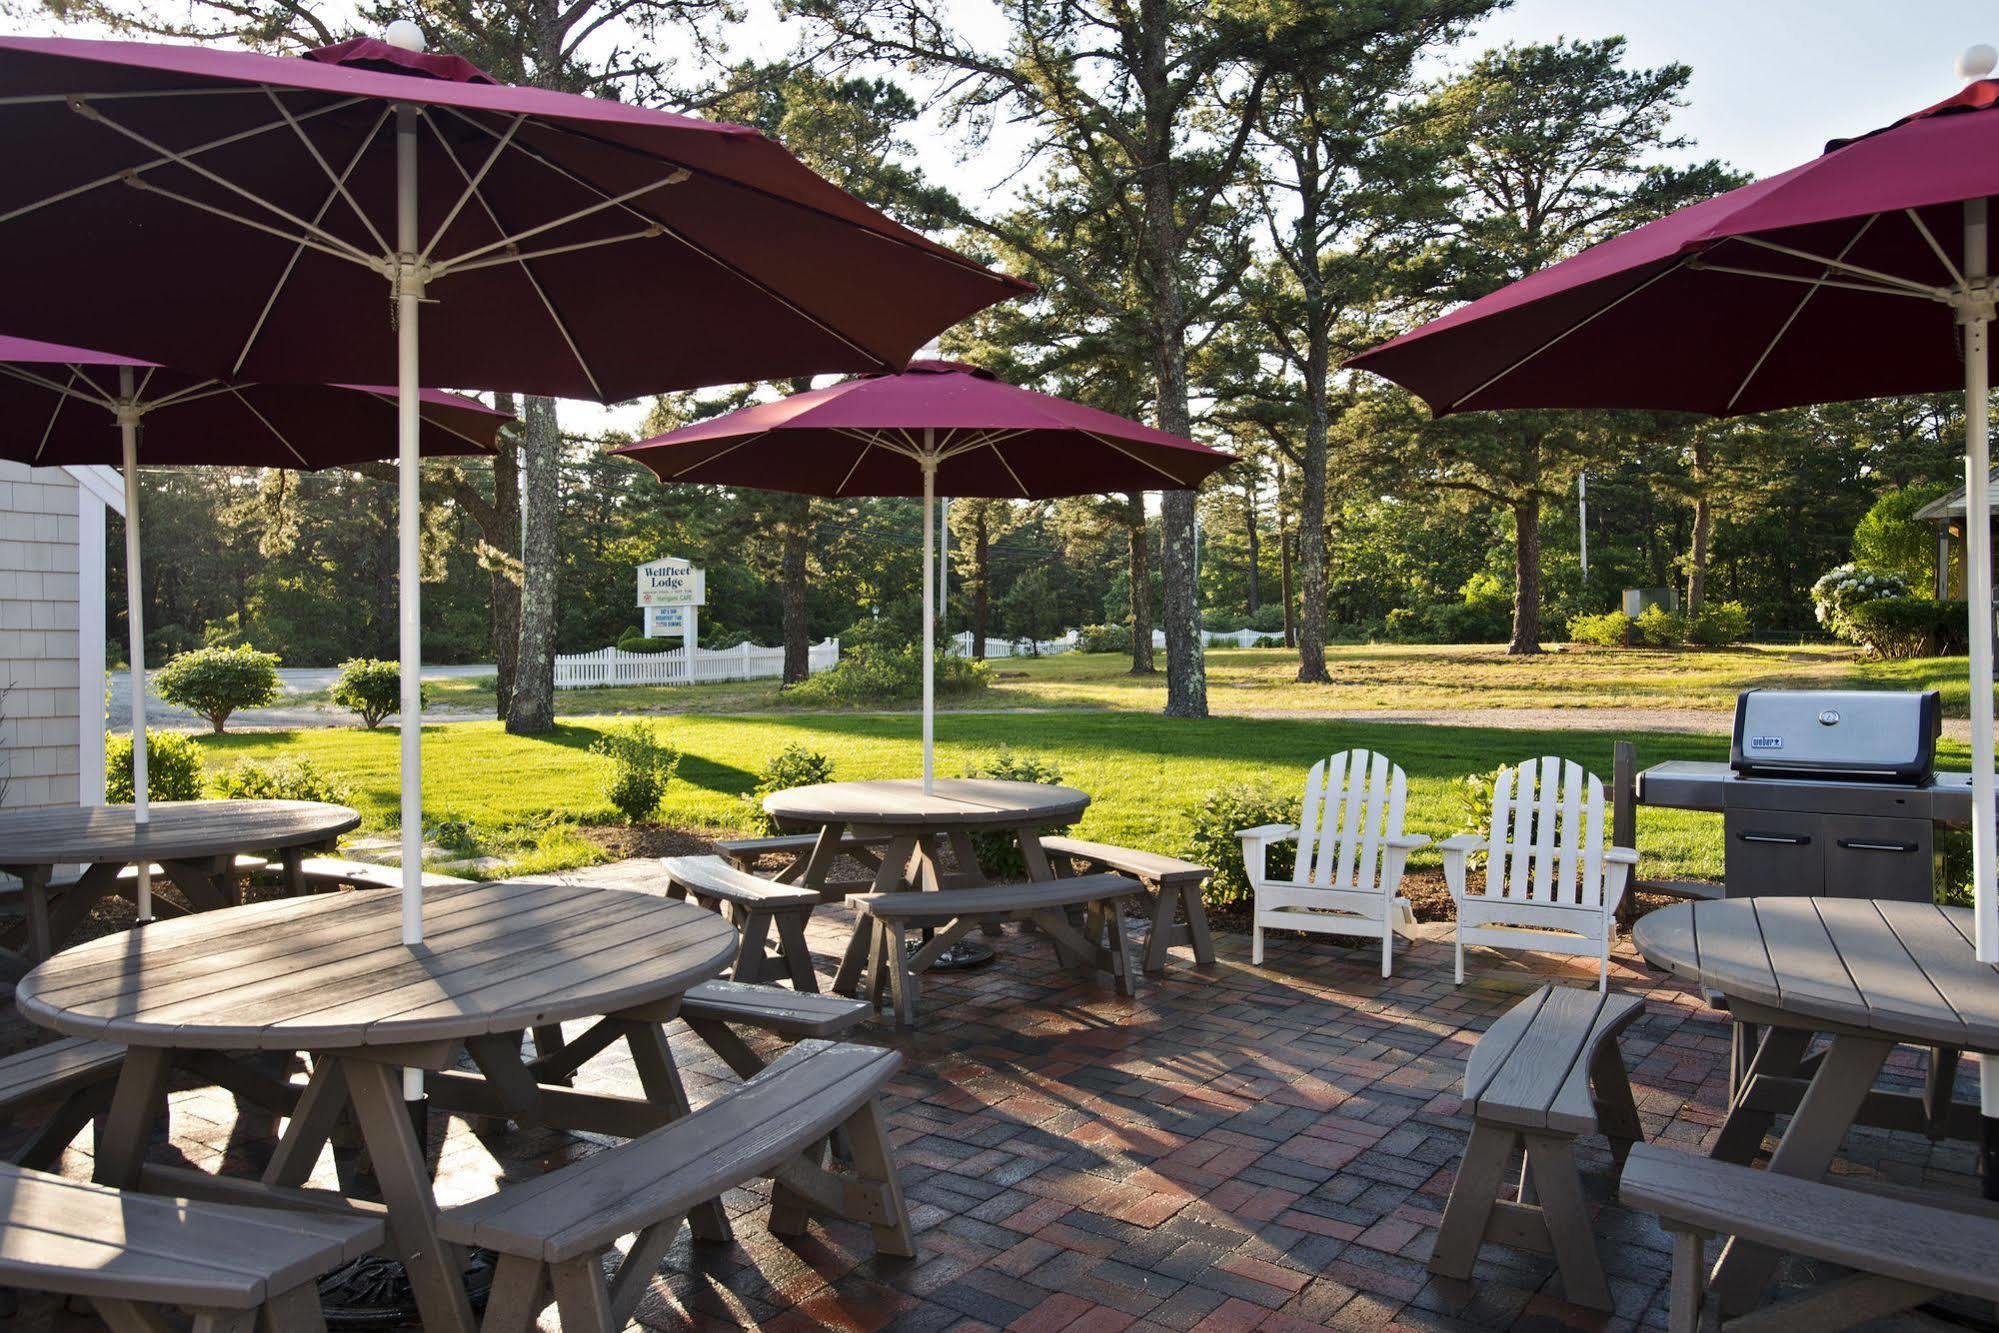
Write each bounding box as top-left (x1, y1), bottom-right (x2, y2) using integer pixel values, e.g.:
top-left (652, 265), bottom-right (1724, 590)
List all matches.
top-left (1236, 823), bottom-right (1297, 843)
top-left (1237, 824), bottom-right (1296, 885)
top-left (1437, 833), bottom-right (1481, 898)
top-left (1602, 845), bottom-right (1638, 916)
top-left (1377, 833), bottom-right (1429, 895)
top-left (1383, 834), bottom-right (1430, 850)
top-left (1604, 846), bottom-right (1639, 865)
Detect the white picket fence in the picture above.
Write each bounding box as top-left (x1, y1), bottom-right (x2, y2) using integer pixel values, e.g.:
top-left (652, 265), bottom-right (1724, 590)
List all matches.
top-left (949, 626), bottom-right (1279, 657)
top-left (554, 638), bottom-right (839, 689)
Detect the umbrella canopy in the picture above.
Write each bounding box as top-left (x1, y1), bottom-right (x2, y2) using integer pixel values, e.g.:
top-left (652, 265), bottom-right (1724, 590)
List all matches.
top-left (616, 360), bottom-right (1235, 790)
top-left (0, 34), bottom-right (1030, 398)
top-left (0, 334), bottom-right (504, 465)
top-left (0, 29), bottom-right (1027, 998)
top-left (1346, 70), bottom-right (1999, 1013)
top-left (0, 331), bottom-right (507, 923)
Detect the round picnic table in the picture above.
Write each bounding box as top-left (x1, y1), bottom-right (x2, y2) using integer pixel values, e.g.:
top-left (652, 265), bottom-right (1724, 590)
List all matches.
top-left (0, 799), bottom-right (361, 964)
top-left (1634, 896), bottom-right (1999, 1314)
top-left (16, 879), bottom-right (738, 1333)
top-left (763, 778), bottom-right (1090, 990)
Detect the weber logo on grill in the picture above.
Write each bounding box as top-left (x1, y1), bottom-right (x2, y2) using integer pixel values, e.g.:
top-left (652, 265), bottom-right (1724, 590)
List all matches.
top-left (1748, 735), bottom-right (1784, 751)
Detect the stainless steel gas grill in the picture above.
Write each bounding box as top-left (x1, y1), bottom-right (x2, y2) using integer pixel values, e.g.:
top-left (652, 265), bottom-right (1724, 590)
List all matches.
top-left (1638, 690), bottom-right (1967, 902)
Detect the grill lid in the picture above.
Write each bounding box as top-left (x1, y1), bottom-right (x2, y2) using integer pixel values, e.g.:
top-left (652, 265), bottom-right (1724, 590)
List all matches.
top-left (1730, 689), bottom-right (1940, 784)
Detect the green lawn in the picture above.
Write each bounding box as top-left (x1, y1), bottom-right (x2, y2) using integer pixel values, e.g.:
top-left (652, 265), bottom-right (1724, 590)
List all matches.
top-left (423, 642), bottom-right (1982, 719)
top-left (195, 710), bottom-right (1972, 885)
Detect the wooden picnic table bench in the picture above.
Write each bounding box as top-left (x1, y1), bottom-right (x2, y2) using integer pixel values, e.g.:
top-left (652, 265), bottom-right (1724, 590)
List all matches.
top-left (0, 1037), bottom-right (123, 1168)
top-left (1621, 1141), bottom-right (1999, 1332)
top-left (1429, 983), bottom-right (1646, 1310)
top-left (677, 979), bottom-right (871, 1078)
top-left (290, 858), bottom-right (474, 893)
top-left (853, 872), bottom-right (1141, 1027)
top-left (438, 1037), bottom-right (912, 1332)
top-left (1040, 835), bottom-right (1215, 972)
top-left (713, 831), bottom-right (889, 894)
top-left (0, 1161), bottom-right (382, 1332)
top-left (663, 854), bottom-right (823, 990)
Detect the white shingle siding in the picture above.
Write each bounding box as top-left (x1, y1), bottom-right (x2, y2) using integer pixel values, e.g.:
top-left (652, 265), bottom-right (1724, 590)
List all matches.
top-left (0, 461), bottom-right (114, 811)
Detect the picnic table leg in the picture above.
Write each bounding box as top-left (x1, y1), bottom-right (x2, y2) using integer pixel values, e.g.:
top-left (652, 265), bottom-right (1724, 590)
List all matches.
top-left (340, 1056), bottom-right (478, 1333)
top-left (791, 822), bottom-right (847, 890)
top-left (157, 857), bottom-right (235, 912)
top-left (92, 1045), bottom-right (172, 1188)
top-left (834, 833), bottom-right (917, 996)
top-left (17, 864), bottom-right (51, 963)
top-left (38, 862), bottom-right (130, 955)
top-left (1710, 1025), bottom-right (1812, 1165)
top-left (1708, 1032), bottom-right (1893, 1315)
top-left (280, 847), bottom-right (310, 898)
top-left (622, 1019), bottom-right (732, 1243)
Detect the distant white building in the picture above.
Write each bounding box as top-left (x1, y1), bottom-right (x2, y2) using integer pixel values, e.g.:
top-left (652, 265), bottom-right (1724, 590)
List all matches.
top-left (0, 461), bottom-right (122, 810)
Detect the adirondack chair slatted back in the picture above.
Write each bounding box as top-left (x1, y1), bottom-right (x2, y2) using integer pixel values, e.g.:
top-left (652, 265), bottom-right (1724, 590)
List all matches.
top-left (1485, 757), bottom-right (1607, 907)
top-left (1295, 750), bottom-right (1407, 893)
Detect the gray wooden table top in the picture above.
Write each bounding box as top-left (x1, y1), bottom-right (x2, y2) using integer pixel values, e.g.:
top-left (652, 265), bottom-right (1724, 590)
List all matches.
top-left (0, 800), bottom-right (360, 867)
top-left (1634, 897), bottom-right (1999, 1053)
top-left (14, 880), bottom-right (737, 1051)
top-left (763, 778), bottom-right (1089, 829)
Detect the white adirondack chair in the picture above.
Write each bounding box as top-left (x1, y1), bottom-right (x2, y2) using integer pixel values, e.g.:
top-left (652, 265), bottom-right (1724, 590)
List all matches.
top-left (1439, 756), bottom-right (1636, 993)
top-left (1237, 749), bottom-right (1429, 977)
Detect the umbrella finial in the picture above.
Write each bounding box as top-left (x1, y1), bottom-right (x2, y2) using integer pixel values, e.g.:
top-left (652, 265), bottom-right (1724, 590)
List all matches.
top-left (383, 20), bottom-right (428, 53)
top-left (1959, 43), bottom-right (1997, 81)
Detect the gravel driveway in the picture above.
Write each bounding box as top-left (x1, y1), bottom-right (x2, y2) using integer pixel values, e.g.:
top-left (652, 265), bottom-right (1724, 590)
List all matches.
top-left (107, 664), bottom-right (495, 731)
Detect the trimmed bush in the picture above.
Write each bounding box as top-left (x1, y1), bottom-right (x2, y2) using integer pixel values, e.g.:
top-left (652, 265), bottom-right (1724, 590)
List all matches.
top-left (1634, 605), bottom-right (1685, 649)
top-left (590, 721), bottom-right (680, 822)
top-left (743, 744), bottom-right (835, 835)
top-left (155, 644), bottom-right (281, 734)
top-left (1811, 564), bottom-right (1909, 642)
top-left (1182, 783), bottom-right (1299, 909)
top-left (1844, 597), bottom-right (1969, 659)
top-left (1567, 610), bottom-right (1637, 647)
top-left (329, 658), bottom-right (426, 729)
top-left (213, 755), bottom-right (350, 805)
top-left (961, 748), bottom-right (1064, 878)
top-left (1073, 623), bottom-right (1130, 654)
top-left (1685, 600), bottom-right (1751, 646)
top-left (781, 643), bottom-right (985, 707)
top-left (106, 730), bottom-right (205, 803)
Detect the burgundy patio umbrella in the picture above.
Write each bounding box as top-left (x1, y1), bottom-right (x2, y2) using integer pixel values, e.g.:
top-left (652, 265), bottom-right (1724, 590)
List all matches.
top-left (0, 29), bottom-right (1028, 958)
top-left (614, 360), bottom-right (1235, 791)
top-left (0, 332), bottom-right (506, 920)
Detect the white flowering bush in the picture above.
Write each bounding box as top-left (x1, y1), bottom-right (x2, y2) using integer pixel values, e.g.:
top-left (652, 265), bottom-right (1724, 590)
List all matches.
top-left (1811, 564), bottom-right (1909, 642)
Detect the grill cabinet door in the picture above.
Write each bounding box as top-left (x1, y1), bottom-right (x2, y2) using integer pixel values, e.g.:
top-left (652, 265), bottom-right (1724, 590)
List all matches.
top-left (1725, 810), bottom-right (1821, 898)
top-left (1822, 814), bottom-right (1934, 902)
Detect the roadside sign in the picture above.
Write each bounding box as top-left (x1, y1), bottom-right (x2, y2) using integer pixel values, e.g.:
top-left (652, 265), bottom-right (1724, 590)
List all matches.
top-left (644, 605), bottom-right (685, 636)
top-left (637, 556), bottom-right (706, 608)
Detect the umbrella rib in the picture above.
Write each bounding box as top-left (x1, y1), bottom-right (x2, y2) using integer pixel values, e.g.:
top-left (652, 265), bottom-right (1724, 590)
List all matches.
top-left (120, 173), bottom-right (373, 270)
top-left (652, 430), bottom-right (773, 480)
top-left (833, 433), bottom-right (878, 496)
top-left (262, 86), bottom-right (392, 256)
top-left (0, 94), bottom-right (365, 227)
top-left (227, 388), bottom-right (314, 468)
top-left (231, 105), bottom-right (393, 377)
top-left (1731, 235), bottom-right (1948, 298)
top-left (144, 379), bottom-right (235, 412)
top-left (427, 166), bottom-right (688, 275)
top-left (421, 113), bottom-right (526, 262)
top-left (1687, 259), bottom-right (1938, 301)
top-left (1447, 257), bottom-right (1694, 411)
top-left (423, 121), bottom-right (607, 401)
top-left (1905, 209), bottom-right (1967, 288)
top-left (427, 105), bottom-right (891, 368)
top-left (31, 372), bottom-right (85, 464)
top-left (70, 97), bottom-right (379, 268)
top-left (1726, 215), bottom-right (1880, 414)
top-left (439, 225), bottom-right (674, 275)
top-left (1079, 430), bottom-right (1191, 487)
top-left (0, 361), bottom-right (118, 411)
top-left (986, 437), bottom-right (1033, 499)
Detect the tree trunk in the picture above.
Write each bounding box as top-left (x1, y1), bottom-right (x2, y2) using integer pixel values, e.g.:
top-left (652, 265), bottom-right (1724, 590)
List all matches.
top-left (1294, 355), bottom-right (1331, 683)
top-left (1280, 530), bottom-right (1295, 649)
top-left (1686, 434), bottom-right (1713, 612)
top-left (971, 506), bottom-right (990, 660)
top-left (506, 395), bottom-right (560, 733)
top-left (1510, 492), bottom-right (1544, 656)
top-left (1127, 492), bottom-right (1154, 674)
top-left (489, 402), bottom-right (521, 721)
top-left (1244, 474), bottom-right (1260, 613)
top-left (778, 493), bottom-right (811, 684)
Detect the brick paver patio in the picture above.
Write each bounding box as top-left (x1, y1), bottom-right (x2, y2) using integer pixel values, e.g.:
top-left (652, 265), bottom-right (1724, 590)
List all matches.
top-left (4, 862), bottom-right (1984, 1330)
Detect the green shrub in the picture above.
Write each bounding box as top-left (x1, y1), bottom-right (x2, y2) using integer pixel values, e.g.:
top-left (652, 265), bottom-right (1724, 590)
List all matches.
top-left (329, 658), bottom-right (426, 729)
top-left (590, 721), bottom-right (680, 822)
top-left (1844, 597), bottom-right (1969, 659)
top-left (106, 730), bottom-right (205, 803)
top-left (614, 632), bottom-right (675, 654)
top-left (781, 643), bottom-right (985, 707)
top-left (743, 744), bottom-right (835, 835)
top-left (1940, 829), bottom-right (1973, 908)
top-left (1853, 481), bottom-right (1954, 587)
top-left (1811, 563), bottom-right (1909, 641)
top-left (1685, 600), bottom-right (1751, 646)
top-left (1182, 783), bottom-right (1300, 909)
top-left (1382, 607), bottom-right (1422, 641)
top-left (1568, 610), bottom-right (1637, 647)
top-left (961, 748), bottom-right (1064, 878)
top-left (1246, 604), bottom-right (1286, 633)
top-left (154, 644), bottom-right (280, 733)
top-left (1634, 605), bottom-right (1686, 649)
top-left (213, 755), bottom-right (350, 805)
top-left (1074, 623), bottom-right (1129, 654)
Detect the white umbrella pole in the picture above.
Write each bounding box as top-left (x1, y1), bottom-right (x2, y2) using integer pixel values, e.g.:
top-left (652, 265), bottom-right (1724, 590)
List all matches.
top-left (395, 102), bottom-right (426, 1105)
top-left (117, 369), bottom-right (151, 925)
top-left (921, 434), bottom-right (937, 796)
top-left (1961, 201), bottom-right (1999, 1140)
